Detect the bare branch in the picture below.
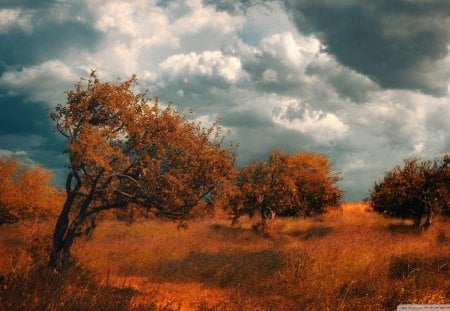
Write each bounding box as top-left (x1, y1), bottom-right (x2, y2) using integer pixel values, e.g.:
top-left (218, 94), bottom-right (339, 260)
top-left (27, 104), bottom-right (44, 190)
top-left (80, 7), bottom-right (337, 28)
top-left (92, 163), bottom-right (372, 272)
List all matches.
top-left (116, 173), bottom-right (143, 190)
top-left (115, 190), bottom-right (135, 198)
top-left (55, 124), bottom-right (70, 138)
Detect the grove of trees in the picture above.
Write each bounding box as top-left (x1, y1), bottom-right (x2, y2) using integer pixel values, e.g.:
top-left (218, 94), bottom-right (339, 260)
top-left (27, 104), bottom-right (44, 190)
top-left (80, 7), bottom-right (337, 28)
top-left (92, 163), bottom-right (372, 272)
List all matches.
top-left (369, 155), bottom-right (450, 228)
top-left (5, 71), bottom-right (448, 272)
top-left (228, 151), bottom-right (342, 224)
top-left (48, 72), bottom-right (237, 270)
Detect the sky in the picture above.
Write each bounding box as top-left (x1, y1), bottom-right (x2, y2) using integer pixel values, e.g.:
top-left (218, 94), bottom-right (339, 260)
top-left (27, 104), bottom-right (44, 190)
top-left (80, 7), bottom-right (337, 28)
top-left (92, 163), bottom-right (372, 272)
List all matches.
top-left (0, 0), bottom-right (449, 201)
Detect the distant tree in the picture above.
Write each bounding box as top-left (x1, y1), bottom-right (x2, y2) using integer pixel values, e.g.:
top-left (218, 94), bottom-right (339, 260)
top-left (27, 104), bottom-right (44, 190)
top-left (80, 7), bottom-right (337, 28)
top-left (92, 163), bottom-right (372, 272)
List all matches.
top-left (49, 72), bottom-right (236, 271)
top-left (228, 151), bottom-right (342, 225)
top-left (0, 157), bottom-right (64, 223)
top-left (369, 155), bottom-right (449, 228)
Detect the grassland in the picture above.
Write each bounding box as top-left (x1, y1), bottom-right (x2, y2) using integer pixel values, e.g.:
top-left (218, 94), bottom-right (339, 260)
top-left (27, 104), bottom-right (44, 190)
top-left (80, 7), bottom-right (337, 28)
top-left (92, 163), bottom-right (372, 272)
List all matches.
top-left (1, 203), bottom-right (449, 310)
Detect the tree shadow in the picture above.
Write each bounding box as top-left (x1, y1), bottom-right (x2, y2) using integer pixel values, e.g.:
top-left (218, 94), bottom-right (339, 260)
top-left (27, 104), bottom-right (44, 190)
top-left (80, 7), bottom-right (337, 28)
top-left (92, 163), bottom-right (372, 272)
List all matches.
top-left (209, 223), bottom-right (251, 235)
top-left (281, 222), bottom-right (333, 240)
top-left (207, 223), bottom-right (273, 243)
top-left (121, 249), bottom-right (284, 291)
top-left (303, 225), bottom-right (333, 240)
top-left (385, 222), bottom-right (421, 234)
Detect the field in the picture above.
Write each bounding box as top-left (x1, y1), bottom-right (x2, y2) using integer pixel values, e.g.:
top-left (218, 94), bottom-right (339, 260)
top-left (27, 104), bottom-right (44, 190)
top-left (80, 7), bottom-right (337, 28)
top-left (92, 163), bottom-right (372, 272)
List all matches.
top-left (1, 203), bottom-right (449, 310)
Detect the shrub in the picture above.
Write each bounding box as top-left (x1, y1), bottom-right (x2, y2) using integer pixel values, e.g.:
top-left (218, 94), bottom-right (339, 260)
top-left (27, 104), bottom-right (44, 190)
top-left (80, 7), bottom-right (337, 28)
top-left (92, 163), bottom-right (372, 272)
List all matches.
top-left (369, 155), bottom-right (449, 227)
top-left (0, 157), bottom-right (64, 221)
top-left (228, 151), bottom-right (342, 223)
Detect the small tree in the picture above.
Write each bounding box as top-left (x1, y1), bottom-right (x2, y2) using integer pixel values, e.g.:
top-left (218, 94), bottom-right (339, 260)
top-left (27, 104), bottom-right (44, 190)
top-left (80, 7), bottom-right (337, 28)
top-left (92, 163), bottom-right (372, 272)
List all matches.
top-left (49, 72), bottom-right (236, 270)
top-left (369, 155), bottom-right (449, 228)
top-left (228, 151), bottom-right (342, 224)
top-left (0, 157), bottom-right (64, 222)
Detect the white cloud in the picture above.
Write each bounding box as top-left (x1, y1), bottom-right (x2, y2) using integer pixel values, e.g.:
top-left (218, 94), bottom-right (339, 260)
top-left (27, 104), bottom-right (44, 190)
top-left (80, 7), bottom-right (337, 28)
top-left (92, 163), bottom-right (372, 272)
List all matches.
top-left (159, 51), bottom-right (244, 83)
top-left (171, 0), bottom-right (245, 36)
top-left (0, 9), bottom-right (32, 33)
top-left (260, 32), bottom-right (319, 67)
top-left (273, 101), bottom-right (349, 145)
top-left (0, 149), bottom-right (27, 157)
top-left (0, 60), bottom-right (79, 104)
top-left (262, 69), bottom-right (278, 82)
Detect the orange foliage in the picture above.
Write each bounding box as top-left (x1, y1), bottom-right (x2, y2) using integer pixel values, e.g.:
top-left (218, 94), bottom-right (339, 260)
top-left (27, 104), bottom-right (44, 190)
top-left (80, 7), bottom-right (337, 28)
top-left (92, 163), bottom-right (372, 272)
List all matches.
top-left (229, 151), bottom-right (342, 222)
top-left (370, 155), bottom-right (450, 226)
top-left (49, 71), bottom-right (236, 269)
top-left (0, 157), bottom-right (64, 219)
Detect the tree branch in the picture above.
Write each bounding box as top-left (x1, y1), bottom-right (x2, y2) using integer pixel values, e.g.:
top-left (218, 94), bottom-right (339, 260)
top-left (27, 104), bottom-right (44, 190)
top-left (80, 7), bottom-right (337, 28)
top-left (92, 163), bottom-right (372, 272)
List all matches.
top-left (115, 190), bottom-right (135, 198)
top-left (116, 173), bottom-right (144, 191)
top-left (87, 201), bottom-right (129, 216)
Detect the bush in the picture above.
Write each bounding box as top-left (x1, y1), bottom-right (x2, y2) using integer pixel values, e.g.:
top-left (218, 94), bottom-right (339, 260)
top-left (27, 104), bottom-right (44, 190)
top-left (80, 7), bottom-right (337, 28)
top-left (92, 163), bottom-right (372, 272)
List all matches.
top-left (369, 155), bottom-right (449, 226)
top-left (0, 157), bottom-right (64, 221)
top-left (228, 151), bottom-right (342, 222)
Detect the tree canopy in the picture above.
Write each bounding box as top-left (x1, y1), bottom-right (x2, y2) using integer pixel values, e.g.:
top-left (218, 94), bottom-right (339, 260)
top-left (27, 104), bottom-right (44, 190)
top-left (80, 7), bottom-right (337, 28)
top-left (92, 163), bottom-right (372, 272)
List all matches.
top-left (0, 157), bottom-right (63, 222)
top-left (369, 155), bottom-right (450, 227)
top-left (49, 72), bottom-right (236, 270)
top-left (228, 151), bottom-right (342, 223)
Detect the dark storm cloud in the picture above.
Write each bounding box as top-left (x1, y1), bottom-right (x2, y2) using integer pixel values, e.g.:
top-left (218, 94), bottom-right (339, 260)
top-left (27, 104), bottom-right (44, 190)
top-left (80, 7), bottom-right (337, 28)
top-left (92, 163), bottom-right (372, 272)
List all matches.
top-left (0, 93), bottom-right (66, 169)
top-left (0, 5), bottom-right (102, 71)
top-left (0, 1), bottom-right (100, 184)
top-left (0, 0), bottom-right (56, 9)
top-left (305, 60), bottom-right (379, 103)
top-left (221, 110), bottom-right (272, 128)
top-left (283, 0), bottom-right (450, 95)
top-left (0, 23), bottom-right (101, 70)
top-left (0, 94), bottom-right (50, 136)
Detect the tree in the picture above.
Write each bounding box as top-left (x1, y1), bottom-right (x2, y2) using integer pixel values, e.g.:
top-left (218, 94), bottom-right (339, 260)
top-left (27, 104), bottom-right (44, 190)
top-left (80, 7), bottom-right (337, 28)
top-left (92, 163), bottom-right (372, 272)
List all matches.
top-left (228, 151), bottom-right (342, 225)
top-left (369, 155), bottom-right (449, 228)
top-left (0, 157), bottom-right (64, 223)
top-left (49, 72), bottom-right (236, 270)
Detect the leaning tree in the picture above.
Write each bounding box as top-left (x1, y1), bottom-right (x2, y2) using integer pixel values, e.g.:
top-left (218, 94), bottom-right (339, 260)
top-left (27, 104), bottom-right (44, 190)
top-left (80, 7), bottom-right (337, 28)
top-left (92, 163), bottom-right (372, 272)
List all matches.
top-left (49, 72), bottom-right (236, 270)
top-left (369, 155), bottom-right (449, 228)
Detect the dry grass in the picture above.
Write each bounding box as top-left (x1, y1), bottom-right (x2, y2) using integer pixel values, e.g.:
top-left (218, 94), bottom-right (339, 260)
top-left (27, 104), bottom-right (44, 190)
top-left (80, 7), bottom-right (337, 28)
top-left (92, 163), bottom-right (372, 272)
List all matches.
top-left (1, 203), bottom-right (449, 310)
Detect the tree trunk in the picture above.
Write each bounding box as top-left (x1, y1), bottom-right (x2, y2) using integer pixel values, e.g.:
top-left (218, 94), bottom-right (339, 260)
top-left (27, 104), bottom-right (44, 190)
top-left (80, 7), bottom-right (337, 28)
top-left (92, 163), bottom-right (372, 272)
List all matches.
top-left (422, 208), bottom-right (432, 231)
top-left (49, 230), bottom-right (77, 271)
top-left (260, 203), bottom-right (275, 232)
top-left (49, 172), bottom-right (80, 271)
top-left (413, 216), bottom-right (421, 228)
top-left (49, 193), bottom-right (78, 271)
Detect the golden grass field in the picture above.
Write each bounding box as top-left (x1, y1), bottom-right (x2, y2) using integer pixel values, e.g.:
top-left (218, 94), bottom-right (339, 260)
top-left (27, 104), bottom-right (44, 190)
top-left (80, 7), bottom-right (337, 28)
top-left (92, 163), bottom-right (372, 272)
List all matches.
top-left (1, 203), bottom-right (449, 310)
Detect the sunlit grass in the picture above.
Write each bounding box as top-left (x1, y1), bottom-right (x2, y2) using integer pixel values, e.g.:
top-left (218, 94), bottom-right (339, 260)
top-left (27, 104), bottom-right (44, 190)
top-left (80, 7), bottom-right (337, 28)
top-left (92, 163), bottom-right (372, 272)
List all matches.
top-left (1, 203), bottom-right (449, 310)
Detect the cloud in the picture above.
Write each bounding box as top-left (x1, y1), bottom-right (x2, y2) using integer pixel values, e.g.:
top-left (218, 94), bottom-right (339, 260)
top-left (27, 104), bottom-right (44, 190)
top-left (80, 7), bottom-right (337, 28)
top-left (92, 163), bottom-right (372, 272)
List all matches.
top-left (235, 32), bottom-right (313, 96)
top-left (202, 0), bottom-right (252, 14)
top-left (283, 0), bottom-right (450, 95)
top-left (160, 51), bottom-right (242, 82)
top-left (305, 53), bottom-right (379, 103)
top-left (0, 0), bottom-right (448, 201)
top-left (234, 29), bottom-right (379, 104)
top-left (0, 0), bottom-right (56, 9)
top-left (0, 149), bottom-right (27, 157)
top-left (273, 101), bottom-right (349, 145)
top-left (159, 51), bottom-right (243, 84)
top-left (0, 9), bottom-right (32, 34)
top-left (0, 3), bottom-right (101, 72)
top-left (0, 60), bottom-right (79, 104)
